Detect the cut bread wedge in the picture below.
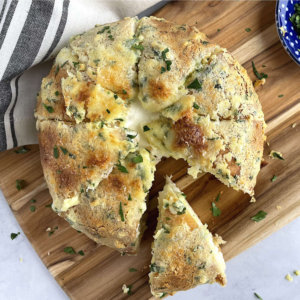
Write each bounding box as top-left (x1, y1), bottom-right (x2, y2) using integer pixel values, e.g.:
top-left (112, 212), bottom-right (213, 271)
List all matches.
top-left (149, 177), bottom-right (226, 297)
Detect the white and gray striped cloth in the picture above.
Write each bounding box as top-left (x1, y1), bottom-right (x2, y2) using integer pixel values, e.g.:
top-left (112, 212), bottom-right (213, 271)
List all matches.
top-left (0, 0), bottom-right (165, 151)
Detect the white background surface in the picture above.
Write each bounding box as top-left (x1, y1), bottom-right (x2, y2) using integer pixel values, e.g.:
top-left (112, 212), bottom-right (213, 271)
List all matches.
top-left (0, 190), bottom-right (299, 300)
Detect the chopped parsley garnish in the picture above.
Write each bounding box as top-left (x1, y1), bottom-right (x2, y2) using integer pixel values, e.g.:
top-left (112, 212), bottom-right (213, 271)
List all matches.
top-left (43, 103), bottom-right (54, 113)
top-left (215, 192), bottom-right (221, 202)
top-left (16, 179), bottom-right (25, 191)
top-left (93, 59), bottom-right (100, 65)
top-left (211, 202), bottom-right (221, 217)
top-left (61, 61), bottom-right (68, 68)
top-left (116, 161), bottom-right (128, 173)
top-left (114, 94), bottom-right (118, 99)
top-left (161, 66), bottom-right (166, 73)
top-left (48, 226), bottom-right (58, 236)
top-left (119, 202), bottom-right (125, 222)
top-left (15, 146), bottom-right (30, 154)
top-left (201, 41), bottom-right (209, 45)
top-left (254, 292), bottom-right (263, 300)
top-left (115, 118), bottom-right (123, 121)
top-left (187, 78), bottom-right (202, 90)
top-left (98, 132), bottom-right (106, 141)
top-left (45, 203), bottom-right (52, 208)
top-left (214, 83), bottom-right (222, 89)
top-left (128, 194), bottom-right (132, 201)
top-left (193, 102), bottom-right (200, 109)
top-left (251, 210), bottom-right (267, 222)
top-left (278, 94), bottom-right (284, 98)
top-left (99, 121), bottom-right (105, 128)
top-left (55, 91), bottom-right (60, 96)
top-left (127, 134), bottom-right (137, 139)
top-left (132, 154), bottom-right (143, 164)
top-left (198, 262), bottom-right (206, 269)
top-left (60, 146), bottom-right (68, 155)
top-left (72, 61), bottom-right (79, 68)
top-left (177, 207), bottom-right (186, 215)
top-left (129, 268), bottom-right (137, 272)
top-left (271, 175), bottom-right (277, 182)
top-left (44, 81), bottom-right (53, 88)
top-left (270, 151), bottom-right (284, 160)
top-left (30, 199), bottom-right (36, 203)
top-left (252, 61), bottom-right (268, 80)
top-left (68, 152), bottom-right (76, 159)
top-left (127, 284), bottom-right (133, 295)
top-left (64, 247), bottom-right (76, 254)
top-left (30, 206), bottom-right (36, 212)
top-left (11, 232), bottom-right (20, 240)
top-left (54, 65), bottom-right (59, 76)
top-left (161, 48), bottom-right (169, 60)
top-left (122, 89), bottom-right (127, 95)
top-left (165, 60), bottom-right (172, 71)
top-left (162, 224), bottom-right (170, 234)
top-left (150, 263), bottom-right (165, 273)
top-left (245, 28), bottom-right (251, 32)
top-left (131, 44), bottom-right (144, 51)
top-left (217, 28), bottom-right (221, 32)
top-left (160, 293), bottom-right (167, 298)
top-left (160, 48), bottom-right (172, 73)
top-left (143, 125), bottom-right (150, 132)
top-left (106, 109), bottom-right (111, 114)
top-left (53, 146), bottom-right (59, 159)
top-left (97, 26), bottom-right (110, 34)
top-left (78, 250), bottom-right (85, 256)
top-left (108, 34), bottom-right (114, 41)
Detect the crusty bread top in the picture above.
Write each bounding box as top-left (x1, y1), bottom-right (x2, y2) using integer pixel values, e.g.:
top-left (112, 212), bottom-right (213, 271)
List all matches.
top-left (61, 148), bottom-right (156, 253)
top-left (37, 120), bottom-right (137, 212)
top-left (149, 177), bottom-right (226, 297)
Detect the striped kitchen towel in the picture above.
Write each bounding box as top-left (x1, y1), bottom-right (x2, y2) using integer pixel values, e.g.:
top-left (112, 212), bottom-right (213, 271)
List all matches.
top-left (0, 0), bottom-right (165, 151)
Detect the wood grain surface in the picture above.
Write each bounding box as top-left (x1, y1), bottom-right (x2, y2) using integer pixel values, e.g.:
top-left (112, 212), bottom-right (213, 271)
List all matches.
top-left (0, 1), bottom-right (300, 299)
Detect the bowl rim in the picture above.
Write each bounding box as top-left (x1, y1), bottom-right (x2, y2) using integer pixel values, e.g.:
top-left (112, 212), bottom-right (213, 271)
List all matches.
top-left (275, 0), bottom-right (300, 66)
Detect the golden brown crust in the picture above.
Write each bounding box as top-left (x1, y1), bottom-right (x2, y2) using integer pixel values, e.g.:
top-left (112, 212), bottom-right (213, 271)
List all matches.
top-left (35, 66), bottom-right (71, 121)
top-left (149, 178), bottom-right (226, 297)
top-left (136, 17), bottom-right (210, 112)
top-left (61, 148), bottom-right (156, 253)
top-left (173, 116), bottom-right (207, 154)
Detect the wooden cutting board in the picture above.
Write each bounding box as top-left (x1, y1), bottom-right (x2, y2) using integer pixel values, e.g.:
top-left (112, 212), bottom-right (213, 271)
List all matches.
top-left (1, 1), bottom-right (300, 299)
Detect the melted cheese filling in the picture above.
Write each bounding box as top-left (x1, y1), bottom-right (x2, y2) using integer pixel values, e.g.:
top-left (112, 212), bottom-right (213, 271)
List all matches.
top-left (125, 100), bottom-right (159, 148)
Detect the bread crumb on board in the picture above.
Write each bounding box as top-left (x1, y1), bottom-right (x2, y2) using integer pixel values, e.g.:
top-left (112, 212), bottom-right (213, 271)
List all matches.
top-left (291, 123), bottom-right (297, 128)
top-left (276, 205), bottom-right (282, 210)
top-left (294, 270), bottom-right (300, 276)
top-left (122, 284), bottom-right (131, 294)
top-left (254, 78), bottom-right (266, 89)
top-left (250, 196), bottom-right (256, 203)
top-left (285, 273), bottom-right (293, 282)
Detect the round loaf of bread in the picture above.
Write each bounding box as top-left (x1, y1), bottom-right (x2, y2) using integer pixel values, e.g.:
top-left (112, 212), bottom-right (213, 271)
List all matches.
top-left (35, 16), bottom-right (265, 253)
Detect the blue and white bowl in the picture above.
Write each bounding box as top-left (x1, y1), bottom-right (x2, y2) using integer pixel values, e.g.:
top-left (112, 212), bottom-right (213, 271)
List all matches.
top-left (276, 0), bottom-right (300, 66)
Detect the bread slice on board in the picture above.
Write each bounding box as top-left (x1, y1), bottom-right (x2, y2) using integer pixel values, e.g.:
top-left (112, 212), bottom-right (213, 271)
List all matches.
top-left (149, 177), bottom-right (226, 297)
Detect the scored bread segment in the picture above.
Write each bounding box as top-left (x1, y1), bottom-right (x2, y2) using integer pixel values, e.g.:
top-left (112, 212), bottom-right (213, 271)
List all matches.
top-left (149, 177), bottom-right (226, 297)
top-left (37, 120), bottom-right (137, 213)
top-left (60, 148), bottom-right (156, 253)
